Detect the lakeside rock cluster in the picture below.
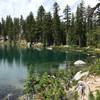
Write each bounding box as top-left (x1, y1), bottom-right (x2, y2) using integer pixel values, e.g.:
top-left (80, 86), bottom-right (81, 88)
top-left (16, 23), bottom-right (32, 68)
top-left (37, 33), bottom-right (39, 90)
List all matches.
top-left (18, 70), bottom-right (100, 100)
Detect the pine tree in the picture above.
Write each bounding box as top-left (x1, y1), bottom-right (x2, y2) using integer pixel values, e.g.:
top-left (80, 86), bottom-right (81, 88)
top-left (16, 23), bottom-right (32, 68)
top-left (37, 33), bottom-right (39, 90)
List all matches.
top-left (63, 5), bottom-right (71, 45)
top-left (36, 5), bottom-right (45, 43)
top-left (20, 15), bottom-right (24, 34)
top-left (43, 12), bottom-right (53, 46)
top-left (53, 2), bottom-right (61, 45)
top-left (60, 22), bottom-right (66, 45)
top-left (75, 1), bottom-right (87, 47)
top-left (25, 12), bottom-right (36, 44)
top-left (70, 13), bottom-right (76, 45)
top-left (86, 6), bottom-right (94, 46)
top-left (5, 16), bottom-right (14, 41)
top-left (86, 6), bottom-right (93, 31)
top-left (13, 18), bottom-right (20, 41)
top-left (1, 18), bottom-right (7, 41)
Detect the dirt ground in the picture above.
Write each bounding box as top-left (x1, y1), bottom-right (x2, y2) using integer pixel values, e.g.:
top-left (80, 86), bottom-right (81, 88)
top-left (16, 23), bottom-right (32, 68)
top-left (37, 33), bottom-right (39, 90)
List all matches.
top-left (83, 75), bottom-right (100, 96)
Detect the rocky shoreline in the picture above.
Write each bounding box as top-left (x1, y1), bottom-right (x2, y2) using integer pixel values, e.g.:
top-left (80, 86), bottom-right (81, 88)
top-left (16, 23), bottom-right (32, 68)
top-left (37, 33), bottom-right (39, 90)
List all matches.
top-left (69, 71), bottom-right (100, 100)
top-left (18, 71), bottom-right (100, 100)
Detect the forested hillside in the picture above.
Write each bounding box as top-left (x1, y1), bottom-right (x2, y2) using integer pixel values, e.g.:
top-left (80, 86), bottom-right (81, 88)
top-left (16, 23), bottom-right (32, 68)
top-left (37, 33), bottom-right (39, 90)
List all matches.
top-left (0, 1), bottom-right (100, 47)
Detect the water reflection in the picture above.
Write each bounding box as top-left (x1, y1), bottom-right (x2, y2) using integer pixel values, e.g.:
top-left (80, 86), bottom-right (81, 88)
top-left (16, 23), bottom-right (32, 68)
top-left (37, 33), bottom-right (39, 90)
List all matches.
top-left (0, 46), bottom-right (89, 74)
top-left (0, 45), bottom-right (89, 98)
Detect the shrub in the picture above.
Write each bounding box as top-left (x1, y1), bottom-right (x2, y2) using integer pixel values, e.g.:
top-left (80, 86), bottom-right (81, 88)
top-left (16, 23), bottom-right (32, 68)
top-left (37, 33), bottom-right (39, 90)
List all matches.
top-left (24, 67), bottom-right (77, 99)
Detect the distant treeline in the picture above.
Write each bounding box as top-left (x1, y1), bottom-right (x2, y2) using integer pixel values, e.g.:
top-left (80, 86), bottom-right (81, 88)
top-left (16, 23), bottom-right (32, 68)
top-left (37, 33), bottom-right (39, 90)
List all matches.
top-left (0, 1), bottom-right (100, 47)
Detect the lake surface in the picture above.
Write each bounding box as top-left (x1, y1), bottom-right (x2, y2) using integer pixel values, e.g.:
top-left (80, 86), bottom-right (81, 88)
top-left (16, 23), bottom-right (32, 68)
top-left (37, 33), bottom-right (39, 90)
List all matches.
top-left (0, 46), bottom-right (89, 98)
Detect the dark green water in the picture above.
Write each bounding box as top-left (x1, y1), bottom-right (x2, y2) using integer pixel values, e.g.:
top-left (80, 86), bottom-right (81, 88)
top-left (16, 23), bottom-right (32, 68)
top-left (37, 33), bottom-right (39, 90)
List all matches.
top-left (0, 46), bottom-right (89, 98)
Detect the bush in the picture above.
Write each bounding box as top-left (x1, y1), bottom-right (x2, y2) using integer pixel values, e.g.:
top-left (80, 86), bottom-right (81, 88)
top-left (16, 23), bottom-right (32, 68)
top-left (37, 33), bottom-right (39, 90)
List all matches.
top-left (24, 67), bottom-right (77, 99)
top-left (89, 59), bottom-right (100, 75)
top-left (89, 92), bottom-right (95, 100)
top-left (96, 91), bottom-right (100, 100)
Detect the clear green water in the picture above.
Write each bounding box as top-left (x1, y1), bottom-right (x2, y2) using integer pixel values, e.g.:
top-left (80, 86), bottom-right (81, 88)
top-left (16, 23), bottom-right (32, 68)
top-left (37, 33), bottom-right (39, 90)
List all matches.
top-left (0, 46), bottom-right (88, 98)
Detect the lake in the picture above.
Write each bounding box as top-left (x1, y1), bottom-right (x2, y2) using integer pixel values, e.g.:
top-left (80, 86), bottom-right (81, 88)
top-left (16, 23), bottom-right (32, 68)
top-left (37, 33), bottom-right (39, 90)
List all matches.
top-left (0, 45), bottom-right (89, 99)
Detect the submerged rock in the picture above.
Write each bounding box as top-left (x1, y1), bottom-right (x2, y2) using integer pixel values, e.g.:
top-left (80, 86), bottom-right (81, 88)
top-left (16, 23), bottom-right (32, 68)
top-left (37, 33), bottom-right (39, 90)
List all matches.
top-left (0, 85), bottom-right (23, 100)
top-left (6, 93), bottom-right (14, 100)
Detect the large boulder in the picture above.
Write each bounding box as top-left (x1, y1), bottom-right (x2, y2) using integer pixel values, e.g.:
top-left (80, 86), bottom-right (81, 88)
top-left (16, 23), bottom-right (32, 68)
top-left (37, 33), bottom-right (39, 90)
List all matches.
top-left (74, 60), bottom-right (86, 67)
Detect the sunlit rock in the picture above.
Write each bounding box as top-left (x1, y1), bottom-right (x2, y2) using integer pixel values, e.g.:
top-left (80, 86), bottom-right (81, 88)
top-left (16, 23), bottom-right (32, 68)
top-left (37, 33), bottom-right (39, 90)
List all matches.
top-left (76, 81), bottom-right (90, 100)
top-left (27, 42), bottom-right (31, 48)
top-left (74, 60), bottom-right (86, 67)
top-left (73, 71), bottom-right (89, 81)
top-left (73, 71), bottom-right (82, 81)
top-left (46, 47), bottom-right (53, 50)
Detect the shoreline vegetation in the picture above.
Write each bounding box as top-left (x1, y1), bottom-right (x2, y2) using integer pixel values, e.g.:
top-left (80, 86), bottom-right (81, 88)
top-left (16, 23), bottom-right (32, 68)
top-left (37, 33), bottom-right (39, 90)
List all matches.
top-left (18, 58), bottom-right (100, 100)
top-left (0, 39), bottom-right (100, 54)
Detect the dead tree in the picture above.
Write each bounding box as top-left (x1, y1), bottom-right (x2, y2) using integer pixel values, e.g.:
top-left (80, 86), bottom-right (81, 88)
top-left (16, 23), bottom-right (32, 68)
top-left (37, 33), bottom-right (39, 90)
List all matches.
top-left (89, 3), bottom-right (100, 17)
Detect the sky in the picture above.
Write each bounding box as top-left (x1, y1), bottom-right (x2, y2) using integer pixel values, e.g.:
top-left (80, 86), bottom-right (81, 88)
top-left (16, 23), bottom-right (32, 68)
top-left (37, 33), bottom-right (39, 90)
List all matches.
top-left (0, 0), bottom-right (98, 19)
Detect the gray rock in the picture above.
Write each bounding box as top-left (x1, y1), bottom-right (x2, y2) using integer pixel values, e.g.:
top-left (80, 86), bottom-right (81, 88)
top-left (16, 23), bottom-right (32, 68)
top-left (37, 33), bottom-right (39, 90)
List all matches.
top-left (73, 71), bottom-right (89, 81)
top-left (76, 81), bottom-right (90, 100)
top-left (7, 93), bottom-right (14, 100)
top-left (74, 60), bottom-right (86, 67)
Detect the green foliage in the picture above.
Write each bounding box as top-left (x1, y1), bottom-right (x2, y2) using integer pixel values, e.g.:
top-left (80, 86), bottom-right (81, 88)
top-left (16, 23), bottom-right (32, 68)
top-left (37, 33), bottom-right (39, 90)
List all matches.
top-left (75, 1), bottom-right (87, 47)
top-left (63, 4), bottom-right (71, 45)
top-left (89, 92), bottom-right (95, 100)
top-left (73, 91), bottom-right (78, 100)
top-left (24, 67), bottom-right (77, 99)
top-left (96, 91), bottom-right (100, 100)
top-left (13, 18), bottom-right (20, 40)
top-left (53, 2), bottom-right (61, 45)
top-left (25, 12), bottom-right (36, 43)
top-left (89, 59), bottom-right (100, 75)
top-left (42, 12), bottom-right (53, 46)
top-left (0, 1), bottom-right (99, 48)
top-left (24, 56), bottom-right (100, 99)
top-left (5, 16), bottom-right (13, 41)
